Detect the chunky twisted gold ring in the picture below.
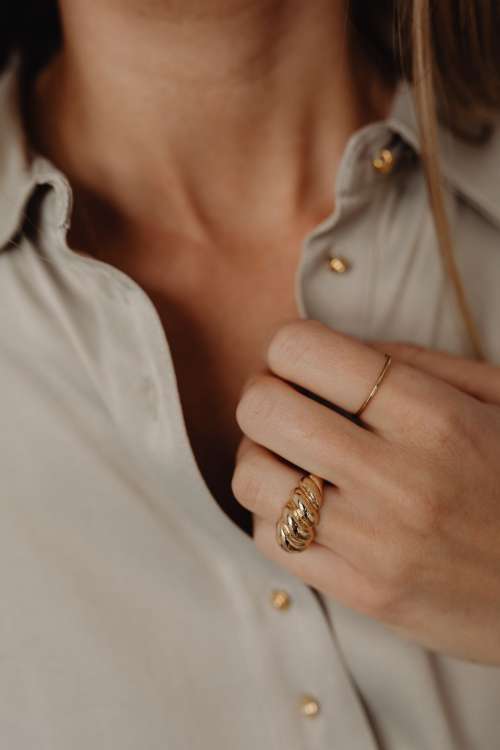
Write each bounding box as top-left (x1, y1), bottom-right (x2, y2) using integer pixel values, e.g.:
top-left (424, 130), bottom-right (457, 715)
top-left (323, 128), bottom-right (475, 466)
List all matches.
top-left (276, 473), bottom-right (324, 553)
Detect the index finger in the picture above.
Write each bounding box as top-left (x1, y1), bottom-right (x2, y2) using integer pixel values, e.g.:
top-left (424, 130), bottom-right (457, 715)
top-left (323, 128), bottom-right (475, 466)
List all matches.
top-left (266, 319), bottom-right (457, 436)
top-left (371, 341), bottom-right (500, 405)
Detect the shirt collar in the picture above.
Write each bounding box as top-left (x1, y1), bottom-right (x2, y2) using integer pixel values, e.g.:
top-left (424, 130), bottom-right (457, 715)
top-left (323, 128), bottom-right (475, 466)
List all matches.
top-left (0, 52), bottom-right (40, 248)
top-left (0, 51), bottom-right (499, 252)
top-left (0, 52), bottom-right (72, 250)
top-left (388, 81), bottom-right (500, 229)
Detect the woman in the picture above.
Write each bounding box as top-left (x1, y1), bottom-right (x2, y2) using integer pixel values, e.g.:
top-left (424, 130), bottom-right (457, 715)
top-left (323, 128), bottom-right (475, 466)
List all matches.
top-left (1, 1), bottom-right (500, 747)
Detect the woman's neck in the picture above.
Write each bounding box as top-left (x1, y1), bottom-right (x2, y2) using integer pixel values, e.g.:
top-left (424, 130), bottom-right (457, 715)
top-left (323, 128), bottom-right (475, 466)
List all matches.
top-left (30, 0), bottom-right (395, 247)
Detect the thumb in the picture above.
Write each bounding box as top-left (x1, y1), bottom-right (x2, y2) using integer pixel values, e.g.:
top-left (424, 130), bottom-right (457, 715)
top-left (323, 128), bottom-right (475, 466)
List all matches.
top-left (369, 341), bottom-right (500, 405)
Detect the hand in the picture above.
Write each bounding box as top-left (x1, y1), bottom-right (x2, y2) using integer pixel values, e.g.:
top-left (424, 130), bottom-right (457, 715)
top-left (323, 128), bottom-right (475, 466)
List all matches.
top-left (232, 319), bottom-right (500, 666)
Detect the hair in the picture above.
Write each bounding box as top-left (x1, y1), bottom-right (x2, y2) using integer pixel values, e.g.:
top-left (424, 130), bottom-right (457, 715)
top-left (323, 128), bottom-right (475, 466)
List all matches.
top-left (1, 2), bottom-right (500, 358)
top-left (351, 1), bottom-right (500, 359)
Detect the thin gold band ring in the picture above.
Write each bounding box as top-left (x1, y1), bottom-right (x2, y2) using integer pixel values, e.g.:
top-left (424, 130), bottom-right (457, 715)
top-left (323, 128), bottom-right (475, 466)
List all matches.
top-left (355, 353), bottom-right (392, 418)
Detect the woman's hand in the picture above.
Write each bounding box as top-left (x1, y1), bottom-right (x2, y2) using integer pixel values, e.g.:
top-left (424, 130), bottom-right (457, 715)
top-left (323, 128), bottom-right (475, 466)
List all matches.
top-left (232, 319), bottom-right (500, 666)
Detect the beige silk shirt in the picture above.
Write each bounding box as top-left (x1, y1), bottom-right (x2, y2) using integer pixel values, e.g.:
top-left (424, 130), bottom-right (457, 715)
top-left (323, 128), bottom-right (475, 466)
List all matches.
top-left (1, 50), bottom-right (500, 750)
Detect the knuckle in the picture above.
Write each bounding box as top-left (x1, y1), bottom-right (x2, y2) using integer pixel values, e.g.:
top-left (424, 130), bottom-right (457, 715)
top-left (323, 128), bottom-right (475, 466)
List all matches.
top-left (236, 375), bottom-right (277, 429)
top-left (378, 541), bottom-right (419, 591)
top-left (295, 418), bottom-right (330, 448)
top-left (396, 343), bottom-right (427, 367)
top-left (426, 400), bottom-right (464, 447)
top-left (231, 458), bottom-right (264, 513)
top-left (267, 319), bottom-right (319, 368)
top-left (353, 536), bottom-right (422, 621)
top-left (404, 473), bottom-right (449, 535)
top-left (385, 370), bottom-right (430, 436)
top-left (355, 578), bottom-right (404, 621)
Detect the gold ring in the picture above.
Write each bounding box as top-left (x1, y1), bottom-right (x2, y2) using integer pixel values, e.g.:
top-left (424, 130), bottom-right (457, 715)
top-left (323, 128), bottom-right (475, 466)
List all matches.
top-left (276, 473), bottom-right (324, 553)
top-left (355, 353), bottom-right (392, 419)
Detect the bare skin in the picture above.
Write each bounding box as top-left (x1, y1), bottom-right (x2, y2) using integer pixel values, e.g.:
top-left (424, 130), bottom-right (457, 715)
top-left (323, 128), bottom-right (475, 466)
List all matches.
top-left (28, 1), bottom-right (394, 534)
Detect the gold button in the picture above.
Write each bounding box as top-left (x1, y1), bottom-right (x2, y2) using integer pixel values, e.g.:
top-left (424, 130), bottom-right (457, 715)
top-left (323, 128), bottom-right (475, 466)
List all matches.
top-left (270, 589), bottom-right (291, 610)
top-left (328, 256), bottom-right (351, 274)
top-left (299, 695), bottom-right (320, 718)
top-left (372, 147), bottom-right (395, 175)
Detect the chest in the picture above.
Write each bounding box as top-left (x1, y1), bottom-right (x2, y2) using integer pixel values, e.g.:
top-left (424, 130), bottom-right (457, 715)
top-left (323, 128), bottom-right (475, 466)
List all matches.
top-left (145, 243), bottom-right (303, 535)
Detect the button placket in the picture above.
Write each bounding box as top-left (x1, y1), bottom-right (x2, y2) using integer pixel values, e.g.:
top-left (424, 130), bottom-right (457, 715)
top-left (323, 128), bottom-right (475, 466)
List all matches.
top-left (262, 576), bottom-right (380, 749)
top-left (295, 125), bottom-right (407, 320)
top-left (299, 129), bottom-right (418, 342)
top-left (272, 128), bottom-right (418, 742)
top-left (269, 585), bottom-right (325, 727)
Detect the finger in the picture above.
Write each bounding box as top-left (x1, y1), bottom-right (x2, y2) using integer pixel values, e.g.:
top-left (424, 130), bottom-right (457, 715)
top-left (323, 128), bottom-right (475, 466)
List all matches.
top-left (235, 371), bottom-right (384, 489)
top-left (265, 319), bottom-right (457, 435)
top-left (235, 434), bottom-right (255, 462)
top-left (231, 438), bottom-right (390, 573)
top-left (370, 341), bottom-right (500, 405)
top-left (252, 516), bottom-right (393, 622)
